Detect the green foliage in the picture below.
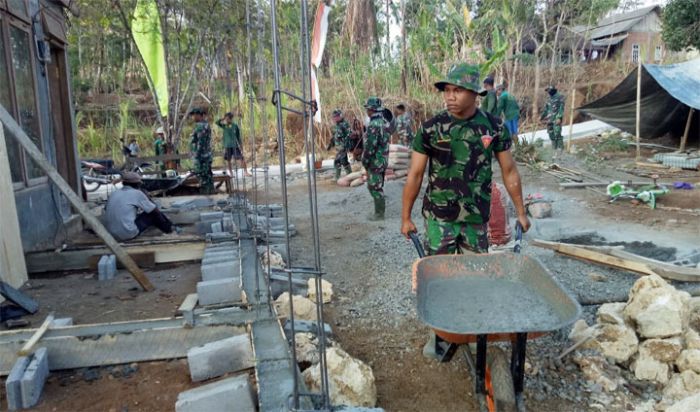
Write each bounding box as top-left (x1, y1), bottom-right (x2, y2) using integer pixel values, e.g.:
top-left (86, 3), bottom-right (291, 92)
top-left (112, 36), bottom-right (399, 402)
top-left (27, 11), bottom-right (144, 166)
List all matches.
top-left (662, 0), bottom-right (700, 52)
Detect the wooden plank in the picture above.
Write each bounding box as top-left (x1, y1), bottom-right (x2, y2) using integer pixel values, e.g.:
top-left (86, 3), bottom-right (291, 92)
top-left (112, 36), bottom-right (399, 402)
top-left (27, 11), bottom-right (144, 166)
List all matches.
top-left (0, 282), bottom-right (39, 313)
top-left (635, 61), bottom-right (642, 160)
top-left (0, 126), bottom-right (28, 290)
top-left (87, 252), bottom-right (156, 270)
top-left (18, 313), bottom-right (54, 356)
top-left (1, 324), bottom-right (245, 374)
top-left (25, 241), bottom-right (206, 273)
top-left (531, 239), bottom-right (658, 276)
top-left (679, 108), bottom-right (695, 152)
top-left (178, 293), bottom-right (199, 327)
top-left (635, 161), bottom-right (668, 169)
top-left (0, 107), bottom-right (153, 291)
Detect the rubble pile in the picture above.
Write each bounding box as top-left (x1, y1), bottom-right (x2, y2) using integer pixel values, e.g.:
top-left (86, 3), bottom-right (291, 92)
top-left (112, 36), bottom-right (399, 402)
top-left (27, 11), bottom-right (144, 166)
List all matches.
top-left (570, 274), bottom-right (700, 411)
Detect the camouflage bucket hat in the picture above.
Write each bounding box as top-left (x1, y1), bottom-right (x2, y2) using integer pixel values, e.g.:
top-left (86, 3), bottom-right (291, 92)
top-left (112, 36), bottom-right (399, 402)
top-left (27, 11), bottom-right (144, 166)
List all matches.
top-left (332, 109), bottom-right (343, 117)
top-left (435, 63), bottom-right (487, 96)
top-left (364, 96), bottom-right (383, 110)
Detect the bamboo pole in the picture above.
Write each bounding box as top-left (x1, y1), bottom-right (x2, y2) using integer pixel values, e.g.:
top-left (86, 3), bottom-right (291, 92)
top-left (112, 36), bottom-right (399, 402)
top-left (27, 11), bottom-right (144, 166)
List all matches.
top-left (567, 88), bottom-right (576, 151)
top-left (635, 60), bottom-right (642, 160)
top-left (679, 108), bottom-right (695, 152)
top-left (0, 106), bottom-right (154, 292)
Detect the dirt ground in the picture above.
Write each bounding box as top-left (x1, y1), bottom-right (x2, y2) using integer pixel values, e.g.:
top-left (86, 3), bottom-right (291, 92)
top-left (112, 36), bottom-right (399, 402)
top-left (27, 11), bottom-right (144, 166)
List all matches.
top-left (2, 138), bottom-right (699, 411)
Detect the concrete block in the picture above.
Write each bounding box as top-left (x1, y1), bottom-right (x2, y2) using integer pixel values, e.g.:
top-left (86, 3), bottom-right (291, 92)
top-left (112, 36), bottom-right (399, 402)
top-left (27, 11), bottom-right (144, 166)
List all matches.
top-left (210, 222), bottom-right (223, 233)
top-left (197, 278), bottom-right (241, 305)
top-left (201, 254), bottom-right (238, 267)
top-left (201, 262), bottom-right (239, 281)
top-left (205, 232), bottom-right (236, 243)
top-left (196, 221), bottom-right (213, 235)
top-left (175, 374), bottom-right (255, 412)
top-left (204, 241), bottom-right (236, 250)
top-left (20, 347), bottom-right (49, 408)
top-left (51, 317), bottom-right (73, 327)
top-left (6, 356), bottom-right (30, 410)
top-left (203, 249), bottom-right (238, 261)
top-left (98, 255), bottom-right (116, 280)
top-left (199, 211), bottom-right (224, 222)
top-left (187, 334), bottom-right (254, 382)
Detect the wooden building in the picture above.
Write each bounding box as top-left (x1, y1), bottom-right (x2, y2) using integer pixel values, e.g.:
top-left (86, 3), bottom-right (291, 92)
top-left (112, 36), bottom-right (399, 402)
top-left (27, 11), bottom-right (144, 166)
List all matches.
top-left (588, 5), bottom-right (665, 63)
top-left (0, 0), bottom-right (79, 271)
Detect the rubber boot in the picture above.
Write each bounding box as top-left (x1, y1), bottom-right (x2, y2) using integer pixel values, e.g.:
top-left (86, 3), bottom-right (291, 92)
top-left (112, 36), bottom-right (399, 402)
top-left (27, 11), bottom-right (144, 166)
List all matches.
top-left (368, 197), bottom-right (385, 221)
top-left (333, 168), bottom-right (341, 183)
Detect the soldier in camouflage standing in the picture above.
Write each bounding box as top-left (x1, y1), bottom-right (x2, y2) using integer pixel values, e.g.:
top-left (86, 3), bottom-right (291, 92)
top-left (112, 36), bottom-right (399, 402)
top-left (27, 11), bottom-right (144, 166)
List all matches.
top-left (362, 97), bottom-right (390, 220)
top-left (401, 62), bottom-right (530, 256)
top-left (327, 109), bottom-right (353, 182)
top-left (394, 104), bottom-right (414, 147)
top-left (189, 107), bottom-right (215, 194)
top-left (541, 85), bottom-right (566, 151)
top-left (481, 77), bottom-right (497, 115)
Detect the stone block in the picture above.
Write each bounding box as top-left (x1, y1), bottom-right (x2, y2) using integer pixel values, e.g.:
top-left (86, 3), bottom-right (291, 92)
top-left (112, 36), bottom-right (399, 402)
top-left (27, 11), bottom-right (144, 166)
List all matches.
top-left (205, 232), bottom-right (236, 243)
top-left (210, 222), bottom-right (223, 233)
top-left (201, 262), bottom-right (239, 281)
top-left (187, 334), bottom-right (254, 382)
top-left (196, 221), bottom-right (214, 235)
top-left (5, 356), bottom-right (30, 411)
top-left (202, 252), bottom-right (238, 267)
top-left (222, 216), bottom-right (235, 233)
top-left (197, 278), bottom-right (242, 305)
top-left (20, 347), bottom-right (49, 408)
top-left (175, 374), bottom-right (255, 412)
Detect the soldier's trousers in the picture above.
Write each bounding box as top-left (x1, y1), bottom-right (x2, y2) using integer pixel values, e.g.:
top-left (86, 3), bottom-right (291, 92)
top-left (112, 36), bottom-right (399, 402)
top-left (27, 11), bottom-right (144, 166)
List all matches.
top-left (334, 149), bottom-right (351, 173)
top-left (547, 123), bottom-right (564, 149)
top-left (196, 157), bottom-right (214, 194)
top-left (425, 217), bottom-right (489, 255)
top-left (366, 168), bottom-right (386, 200)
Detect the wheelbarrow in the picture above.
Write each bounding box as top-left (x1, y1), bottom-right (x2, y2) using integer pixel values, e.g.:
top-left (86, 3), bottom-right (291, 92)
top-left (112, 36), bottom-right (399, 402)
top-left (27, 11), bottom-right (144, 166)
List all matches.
top-left (408, 225), bottom-right (581, 412)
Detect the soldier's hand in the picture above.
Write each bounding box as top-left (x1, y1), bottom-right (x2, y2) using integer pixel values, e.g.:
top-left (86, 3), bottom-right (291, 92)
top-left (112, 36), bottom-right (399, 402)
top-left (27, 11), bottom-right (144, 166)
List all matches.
top-left (517, 214), bottom-right (531, 233)
top-left (401, 219), bottom-right (417, 239)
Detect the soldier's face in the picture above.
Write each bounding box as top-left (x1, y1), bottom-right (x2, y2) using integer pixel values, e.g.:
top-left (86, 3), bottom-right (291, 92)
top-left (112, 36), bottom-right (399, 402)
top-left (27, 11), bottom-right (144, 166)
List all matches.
top-left (442, 84), bottom-right (477, 117)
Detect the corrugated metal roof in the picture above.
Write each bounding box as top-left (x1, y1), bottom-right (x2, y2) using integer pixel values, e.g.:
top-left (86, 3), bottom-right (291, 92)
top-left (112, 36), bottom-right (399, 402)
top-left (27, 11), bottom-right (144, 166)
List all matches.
top-left (591, 33), bottom-right (628, 47)
top-left (590, 5), bottom-right (660, 40)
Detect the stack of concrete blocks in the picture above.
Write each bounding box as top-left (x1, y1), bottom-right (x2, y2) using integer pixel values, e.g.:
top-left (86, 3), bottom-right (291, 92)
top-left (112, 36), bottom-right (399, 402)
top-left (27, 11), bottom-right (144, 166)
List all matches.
top-left (196, 242), bottom-right (242, 305)
top-left (97, 254), bottom-right (117, 280)
top-left (5, 348), bottom-right (49, 410)
top-left (196, 211), bottom-right (237, 236)
top-left (175, 374), bottom-right (255, 412)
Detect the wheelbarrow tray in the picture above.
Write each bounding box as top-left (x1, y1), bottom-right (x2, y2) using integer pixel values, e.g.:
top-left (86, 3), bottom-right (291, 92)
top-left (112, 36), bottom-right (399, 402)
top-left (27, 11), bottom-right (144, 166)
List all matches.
top-left (414, 253), bottom-right (581, 336)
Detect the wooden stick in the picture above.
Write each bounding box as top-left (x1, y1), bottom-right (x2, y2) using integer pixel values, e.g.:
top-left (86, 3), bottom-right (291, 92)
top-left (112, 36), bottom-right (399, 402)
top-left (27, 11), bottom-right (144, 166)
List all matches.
top-left (567, 88), bottom-right (576, 152)
top-left (0, 107), bottom-right (154, 291)
top-left (635, 61), bottom-right (642, 160)
top-left (18, 313), bottom-right (54, 356)
top-left (679, 108), bottom-right (695, 152)
top-left (635, 161), bottom-right (668, 169)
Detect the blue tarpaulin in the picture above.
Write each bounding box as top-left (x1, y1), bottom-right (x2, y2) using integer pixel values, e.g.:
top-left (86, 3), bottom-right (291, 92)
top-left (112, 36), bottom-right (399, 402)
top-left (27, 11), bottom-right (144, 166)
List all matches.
top-left (579, 59), bottom-right (700, 138)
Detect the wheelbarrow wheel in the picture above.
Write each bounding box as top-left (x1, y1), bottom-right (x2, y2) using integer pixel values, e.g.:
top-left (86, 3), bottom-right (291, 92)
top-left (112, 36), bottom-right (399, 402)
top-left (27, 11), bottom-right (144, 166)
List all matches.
top-left (482, 347), bottom-right (517, 412)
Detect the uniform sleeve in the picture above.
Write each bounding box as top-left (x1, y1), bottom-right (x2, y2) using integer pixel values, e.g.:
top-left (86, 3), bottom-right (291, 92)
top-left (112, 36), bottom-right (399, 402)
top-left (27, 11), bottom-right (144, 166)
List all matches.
top-left (135, 191), bottom-right (157, 213)
top-left (491, 118), bottom-right (512, 153)
top-left (215, 119), bottom-right (224, 129)
top-left (411, 126), bottom-right (430, 154)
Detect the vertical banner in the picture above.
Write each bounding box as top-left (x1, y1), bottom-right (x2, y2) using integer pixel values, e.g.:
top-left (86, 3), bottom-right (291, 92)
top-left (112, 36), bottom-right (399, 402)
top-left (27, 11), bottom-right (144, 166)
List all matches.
top-left (132, 0), bottom-right (169, 118)
top-left (310, 1), bottom-right (332, 123)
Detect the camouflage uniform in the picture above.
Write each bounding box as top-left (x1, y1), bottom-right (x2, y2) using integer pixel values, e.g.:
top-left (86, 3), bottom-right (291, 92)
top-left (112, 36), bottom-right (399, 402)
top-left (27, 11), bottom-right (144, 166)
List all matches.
top-left (481, 89), bottom-right (497, 115)
top-left (362, 97), bottom-right (390, 219)
top-left (541, 87), bottom-right (566, 150)
top-left (328, 114), bottom-right (353, 180)
top-left (395, 112), bottom-right (414, 147)
top-left (191, 120), bottom-right (214, 194)
top-left (415, 63), bottom-right (513, 255)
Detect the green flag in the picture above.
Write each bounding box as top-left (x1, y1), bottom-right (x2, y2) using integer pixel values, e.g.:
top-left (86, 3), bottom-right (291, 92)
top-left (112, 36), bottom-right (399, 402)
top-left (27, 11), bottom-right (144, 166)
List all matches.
top-left (131, 0), bottom-right (169, 118)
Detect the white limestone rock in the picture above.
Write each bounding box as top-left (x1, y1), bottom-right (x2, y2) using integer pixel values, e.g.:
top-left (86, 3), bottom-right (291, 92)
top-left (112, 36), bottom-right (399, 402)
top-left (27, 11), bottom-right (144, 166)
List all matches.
top-left (303, 347), bottom-right (377, 407)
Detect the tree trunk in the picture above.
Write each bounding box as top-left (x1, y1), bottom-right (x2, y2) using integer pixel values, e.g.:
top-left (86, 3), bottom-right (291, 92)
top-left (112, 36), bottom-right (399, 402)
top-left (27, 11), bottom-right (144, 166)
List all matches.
top-left (400, 0), bottom-right (407, 94)
top-left (342, 0), bottom-right (378, 56)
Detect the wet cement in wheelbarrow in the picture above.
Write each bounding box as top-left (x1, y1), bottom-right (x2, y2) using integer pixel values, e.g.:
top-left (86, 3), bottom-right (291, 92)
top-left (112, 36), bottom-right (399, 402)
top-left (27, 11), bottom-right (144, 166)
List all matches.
top-left (424, 278), bottom-right (562, 334)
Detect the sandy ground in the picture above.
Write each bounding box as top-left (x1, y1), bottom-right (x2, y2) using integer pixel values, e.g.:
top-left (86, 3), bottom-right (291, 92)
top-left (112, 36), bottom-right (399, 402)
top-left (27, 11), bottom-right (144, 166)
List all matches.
top-left (2, 140), bottom-right (699, 411)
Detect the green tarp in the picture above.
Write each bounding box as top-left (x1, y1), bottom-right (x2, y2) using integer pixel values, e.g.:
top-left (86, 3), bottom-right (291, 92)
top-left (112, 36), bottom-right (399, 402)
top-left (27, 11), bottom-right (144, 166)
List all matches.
top-left (131, 0), bottom-right (169, 118)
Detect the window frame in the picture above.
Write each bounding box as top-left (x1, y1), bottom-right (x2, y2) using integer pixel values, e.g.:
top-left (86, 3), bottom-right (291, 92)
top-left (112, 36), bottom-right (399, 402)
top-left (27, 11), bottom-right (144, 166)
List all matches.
top-left (5, 15), bottom-right (48, 187)
top-left (654, 45), bottom-right (663, 62)
top-left (631, 44), bottom-right (640, 64)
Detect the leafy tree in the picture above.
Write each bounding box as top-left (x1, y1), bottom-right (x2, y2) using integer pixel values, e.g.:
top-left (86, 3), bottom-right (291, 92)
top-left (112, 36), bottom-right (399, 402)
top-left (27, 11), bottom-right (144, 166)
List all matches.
top-left (662, 0), bottom-right (700, 52)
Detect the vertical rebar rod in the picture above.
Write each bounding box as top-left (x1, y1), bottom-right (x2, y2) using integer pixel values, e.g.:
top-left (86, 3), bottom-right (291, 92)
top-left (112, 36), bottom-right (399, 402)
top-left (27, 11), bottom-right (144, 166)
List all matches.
top-left (269, 0), bottom-right (298, 408)
top-left (245, 0), bottom-right (262, 309)
top-left (300, 0), bottom-right (330, 408)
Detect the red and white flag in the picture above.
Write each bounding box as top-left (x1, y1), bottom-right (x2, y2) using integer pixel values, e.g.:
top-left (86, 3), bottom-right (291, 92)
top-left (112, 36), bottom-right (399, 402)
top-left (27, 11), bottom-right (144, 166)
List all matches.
top-left (310, 1), bottom-right (332, 123)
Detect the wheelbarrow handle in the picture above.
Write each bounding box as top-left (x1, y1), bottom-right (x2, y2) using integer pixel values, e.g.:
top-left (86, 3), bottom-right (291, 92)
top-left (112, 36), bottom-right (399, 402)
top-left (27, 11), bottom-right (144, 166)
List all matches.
top-left (408, 231), bottom-right (426, 258)
top-left (514, 222), bottom-right (523, 254)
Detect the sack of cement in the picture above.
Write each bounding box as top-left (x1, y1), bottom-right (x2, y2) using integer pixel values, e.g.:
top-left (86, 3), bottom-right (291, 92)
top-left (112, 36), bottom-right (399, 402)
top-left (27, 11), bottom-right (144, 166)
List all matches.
top-left (350, 177), bottom-right (365, 187)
